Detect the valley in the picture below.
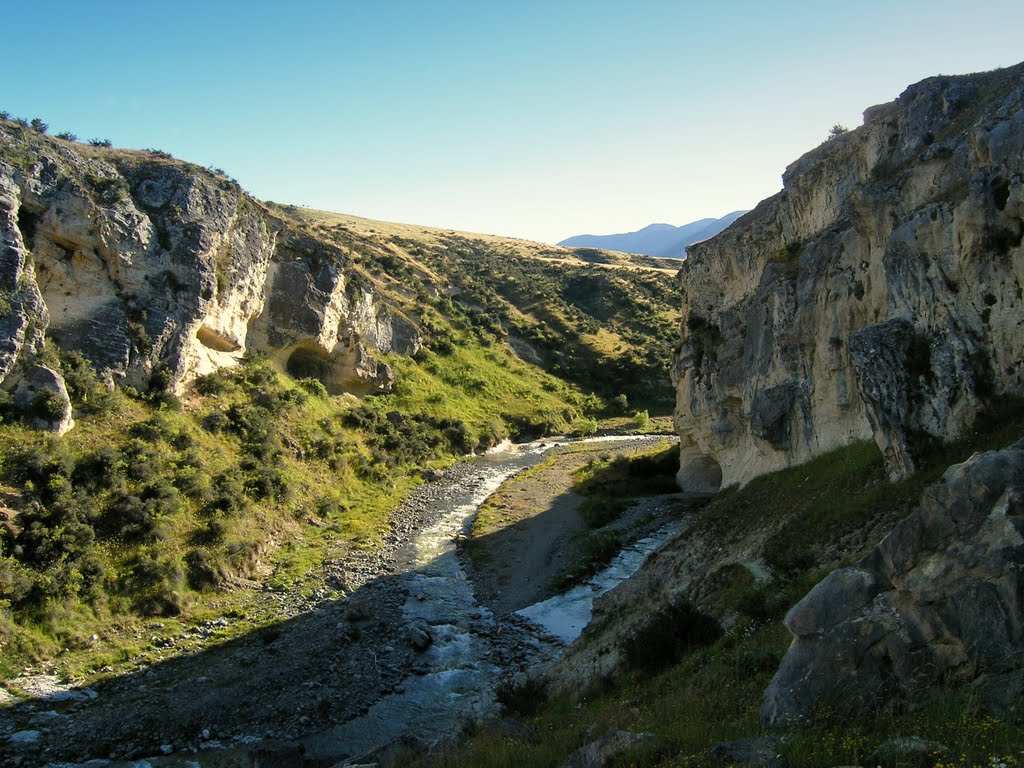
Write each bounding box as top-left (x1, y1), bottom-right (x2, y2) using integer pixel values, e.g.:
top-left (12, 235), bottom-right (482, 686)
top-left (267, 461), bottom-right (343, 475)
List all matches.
top-left (2, 58), bottom-right (1024, 768)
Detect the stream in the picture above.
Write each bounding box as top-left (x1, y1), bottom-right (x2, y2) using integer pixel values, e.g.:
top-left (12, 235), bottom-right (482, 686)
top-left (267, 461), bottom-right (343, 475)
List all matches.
top-left (303, 434), bottom-right (682, 762)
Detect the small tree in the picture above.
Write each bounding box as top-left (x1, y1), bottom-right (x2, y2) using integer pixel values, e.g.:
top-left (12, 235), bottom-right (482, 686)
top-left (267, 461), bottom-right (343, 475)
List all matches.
top-left (827, 123), bottom-right (849, 140)
top-left (29, 118), bottom-right (48, 134)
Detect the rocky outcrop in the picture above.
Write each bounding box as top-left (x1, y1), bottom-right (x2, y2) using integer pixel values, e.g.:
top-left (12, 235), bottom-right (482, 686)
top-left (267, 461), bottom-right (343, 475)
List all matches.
top-left (247, 229), bottom-right (420, 396)
top-left (762, 439), bottom-right (1024, 724)
top-left (674, 63), bottom-right (1024, 488)
top-left (0, 122), bottom-right (422, 412)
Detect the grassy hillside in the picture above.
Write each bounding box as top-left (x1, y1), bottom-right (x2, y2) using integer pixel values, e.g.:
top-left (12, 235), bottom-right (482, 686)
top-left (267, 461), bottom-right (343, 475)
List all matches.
top-left (285, 208), bottom-right (682, 411)
top-left (0, 334), bottom-right (591, 676)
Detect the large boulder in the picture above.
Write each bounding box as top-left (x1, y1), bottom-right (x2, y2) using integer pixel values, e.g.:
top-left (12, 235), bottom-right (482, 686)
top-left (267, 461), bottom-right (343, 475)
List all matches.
top-left (8, 364), bottom-right (74, 434)
top-left (761, 439), bottom-right (1024, 725)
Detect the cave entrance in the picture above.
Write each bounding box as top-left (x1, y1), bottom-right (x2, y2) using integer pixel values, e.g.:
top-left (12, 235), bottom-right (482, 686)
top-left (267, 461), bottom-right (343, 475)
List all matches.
top-left (677, 453), bottom-right (723, 495)
top-left (286, 347), bottom-right (329, 383)
top-left (16, 206), bottom-right (40, 249)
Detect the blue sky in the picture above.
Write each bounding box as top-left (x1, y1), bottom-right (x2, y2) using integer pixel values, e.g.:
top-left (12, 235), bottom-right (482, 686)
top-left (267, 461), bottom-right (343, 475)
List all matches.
top-left (4, 1), bottom-right (1023, 243)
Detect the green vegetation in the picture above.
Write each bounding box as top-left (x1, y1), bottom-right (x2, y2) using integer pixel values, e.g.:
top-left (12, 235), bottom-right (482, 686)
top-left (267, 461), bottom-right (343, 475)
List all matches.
top-left (549, 441), bottom-right (681, 588)
top-left (0, 341), bottom-right (592, 676)
top-left (299, 213), bottom-right (681, 413)
top-left (429, 400), bottom-right (1024, 767)
top-left (827, 123), bottom-right (849, 140)
top-left (420, 619), bottom-right (1024, 768)
top-left (574, 442), bottom-right (679, 500)
top-left (409, 234), bottom-right (679, 411)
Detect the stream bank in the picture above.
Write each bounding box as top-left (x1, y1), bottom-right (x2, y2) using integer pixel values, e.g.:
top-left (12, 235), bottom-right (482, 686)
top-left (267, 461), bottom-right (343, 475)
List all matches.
top-left (0, 435), bottom-right (685, 766)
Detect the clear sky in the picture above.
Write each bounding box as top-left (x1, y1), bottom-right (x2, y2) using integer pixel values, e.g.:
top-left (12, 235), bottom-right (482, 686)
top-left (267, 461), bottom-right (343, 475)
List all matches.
top-left (4, 1), bottom-right (1023, 243)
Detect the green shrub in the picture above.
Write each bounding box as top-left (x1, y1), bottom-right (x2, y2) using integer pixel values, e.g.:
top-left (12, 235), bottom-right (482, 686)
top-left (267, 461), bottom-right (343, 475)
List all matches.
top-left (623, 599), bottom-right (722, 674)
top-left (12, 496), bottom-right (95, 569)
top-left (3, 441), bottom-right (76, 501)
top-left (94, 482), bottom-right (180, 543)
top-left (631, 409), bottom-right (650, 429)
top-left (122, 554), bottom-right (187, 616)
top-left (72, 446), bottom-right (126, 492)
top-left (572, 416), bottom-right (598, 436)
top-left (119, 438), bottom-right (166, 482)
top-left (185, 548), bottom-right (228, 590)
top-left (297, 377), bottom-right (329, 398)
top-left (193, 371), bottom-right (237, 396)
top-left (30, 388), bottom-right (67, 423)
top-left (579, 497), bottom-right (631, 528)
top-left (203, 472), bottom-right (249, 517)
top-left (59, 351), bottom-right (113, 414)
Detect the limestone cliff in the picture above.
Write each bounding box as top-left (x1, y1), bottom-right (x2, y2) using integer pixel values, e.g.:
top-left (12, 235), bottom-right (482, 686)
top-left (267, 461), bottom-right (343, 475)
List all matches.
top-left (674, 63), bottom-right (1024, 489)
top-left (0, 122), bottom-right (421, 412)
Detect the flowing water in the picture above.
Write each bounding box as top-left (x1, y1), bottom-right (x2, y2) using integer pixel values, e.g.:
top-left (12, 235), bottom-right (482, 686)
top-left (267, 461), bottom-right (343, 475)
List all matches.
top-left (299, 435), bottom-right (678, 761)
top-left (516, 520), bottom-right (687, 643)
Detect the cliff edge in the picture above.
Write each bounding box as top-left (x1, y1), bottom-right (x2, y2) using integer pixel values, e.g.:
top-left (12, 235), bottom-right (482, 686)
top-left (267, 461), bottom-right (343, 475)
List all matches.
top-left (0, 125), bottom-right (421, 420)
top-left (674, 63), bottom-right (1024, 489)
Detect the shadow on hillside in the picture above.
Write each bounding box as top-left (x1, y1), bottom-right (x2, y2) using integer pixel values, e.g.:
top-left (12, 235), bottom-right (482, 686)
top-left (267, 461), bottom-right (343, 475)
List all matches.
top-left (4, 478), bottom-right (700, 766)
top-left (4, 564), bottom-right (425, 765)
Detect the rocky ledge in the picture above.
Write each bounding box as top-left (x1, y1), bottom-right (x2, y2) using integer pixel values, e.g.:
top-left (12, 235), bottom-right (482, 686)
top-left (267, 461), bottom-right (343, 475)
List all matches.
top-left (762, 439), bottom-right (1024, 725)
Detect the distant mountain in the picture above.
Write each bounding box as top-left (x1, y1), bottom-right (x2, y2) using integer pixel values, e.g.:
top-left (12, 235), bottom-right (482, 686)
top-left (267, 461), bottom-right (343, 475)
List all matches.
top-left (558, 210), bottom-right (748, 258)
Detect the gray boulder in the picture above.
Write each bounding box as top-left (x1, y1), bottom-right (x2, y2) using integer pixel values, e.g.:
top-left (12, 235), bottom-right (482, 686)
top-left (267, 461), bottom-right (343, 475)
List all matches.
top-left (9, 364), bottom-right (74, 434)
top-left (762, 439), bottom-right (1024, 725)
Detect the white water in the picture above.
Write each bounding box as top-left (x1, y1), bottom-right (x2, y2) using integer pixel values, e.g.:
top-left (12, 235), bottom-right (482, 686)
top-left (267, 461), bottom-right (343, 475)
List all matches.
top-left (302, 441), bottom-right (553, 759)
top-left (515, 521), bottom-right (686, 643)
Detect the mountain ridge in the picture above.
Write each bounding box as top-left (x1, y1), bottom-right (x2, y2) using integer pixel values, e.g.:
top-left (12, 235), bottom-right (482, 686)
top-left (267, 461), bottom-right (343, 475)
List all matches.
top-left (558, 210), bottom-right (748, 258)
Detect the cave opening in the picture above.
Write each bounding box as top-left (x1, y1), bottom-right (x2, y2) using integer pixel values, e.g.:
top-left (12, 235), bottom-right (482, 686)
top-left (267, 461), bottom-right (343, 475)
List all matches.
top-left (677, 453), bottom-right (723, 495)
top-left (16, 206), bottom-right (40, 249)
top-left (286, 346), bottom-right (329, 384)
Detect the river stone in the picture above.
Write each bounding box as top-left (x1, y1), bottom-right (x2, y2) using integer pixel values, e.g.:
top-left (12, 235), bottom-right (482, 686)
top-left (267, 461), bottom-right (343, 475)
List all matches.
top-left (762, 439), bottom-right (1024, 725)
top-left (407, 621), bottom-right (433, 651)
top-left (9, 730), bottom-right (41, 744)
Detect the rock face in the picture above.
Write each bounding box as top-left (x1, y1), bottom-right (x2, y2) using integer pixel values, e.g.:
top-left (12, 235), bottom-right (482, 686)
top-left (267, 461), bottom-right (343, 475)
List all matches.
top-left (674, 63), bottom-right (1024, 488)
top-left (762, 439), bottom-right (1024, 725)
top-left (0, 123), bottom-right (421, 409)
